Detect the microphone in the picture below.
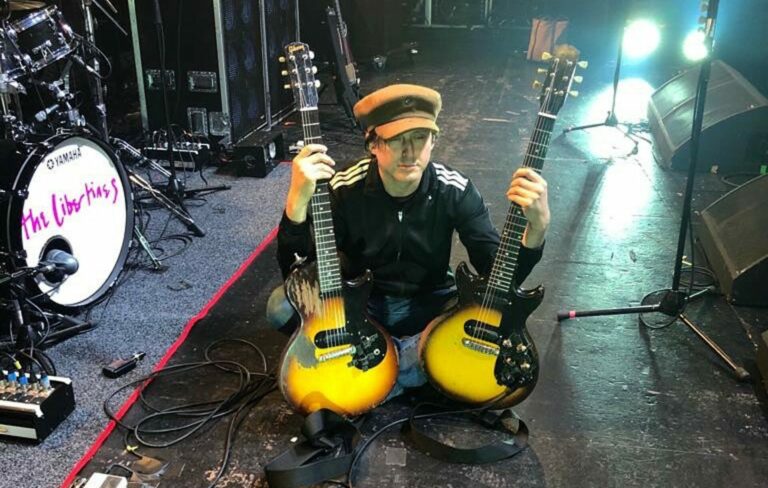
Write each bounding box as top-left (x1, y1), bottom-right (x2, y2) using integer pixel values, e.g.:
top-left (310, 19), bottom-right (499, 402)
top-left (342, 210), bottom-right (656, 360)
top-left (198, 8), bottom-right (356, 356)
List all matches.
top-left (37, 250), bottom-right (79, 283)
top-left (34, 104), bottom-right (59, 123)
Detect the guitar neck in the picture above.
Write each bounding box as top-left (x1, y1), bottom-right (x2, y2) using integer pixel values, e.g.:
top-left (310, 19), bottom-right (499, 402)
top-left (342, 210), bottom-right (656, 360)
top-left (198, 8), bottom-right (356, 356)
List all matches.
top-left (302, 108), bottom-right (344, 297)
top-left (487, 114), bottom-right (556, 294)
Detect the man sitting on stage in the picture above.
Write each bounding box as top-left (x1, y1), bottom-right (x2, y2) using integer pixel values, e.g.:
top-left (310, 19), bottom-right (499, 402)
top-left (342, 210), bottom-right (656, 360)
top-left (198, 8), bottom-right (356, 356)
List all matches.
top-left (268, 83), bottom-right (550, 397)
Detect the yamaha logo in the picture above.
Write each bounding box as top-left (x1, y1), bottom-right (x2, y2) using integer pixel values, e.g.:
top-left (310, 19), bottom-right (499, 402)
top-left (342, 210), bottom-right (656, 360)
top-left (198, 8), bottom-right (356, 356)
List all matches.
top-left (46, 146), bottom-right (83, 170)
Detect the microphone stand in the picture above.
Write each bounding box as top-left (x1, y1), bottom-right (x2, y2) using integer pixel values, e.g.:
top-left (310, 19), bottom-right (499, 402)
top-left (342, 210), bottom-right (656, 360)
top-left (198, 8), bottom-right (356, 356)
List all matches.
top-left (556, 0), bottom-right (749, 382)
top-left (0, 268), bottom-right (94, 352)
top-left (561, 3), bottom-right (647, 155)
top-left (148, 0), bottom-right (228, 234)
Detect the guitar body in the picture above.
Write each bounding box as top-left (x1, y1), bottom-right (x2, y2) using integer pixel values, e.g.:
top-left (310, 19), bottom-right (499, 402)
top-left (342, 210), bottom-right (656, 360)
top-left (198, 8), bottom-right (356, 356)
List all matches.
top-left (279, 262), bottom-right (398, 417)
top-left (419, 262), bottom-right (544, 408)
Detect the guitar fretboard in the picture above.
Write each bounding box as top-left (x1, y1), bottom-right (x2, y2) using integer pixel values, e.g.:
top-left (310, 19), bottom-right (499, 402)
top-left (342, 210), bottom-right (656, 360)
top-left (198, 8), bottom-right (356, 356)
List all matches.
top-left (302, 108), bottom-right (344, 298)
top-left (486, 115), bottom-right (555, 294)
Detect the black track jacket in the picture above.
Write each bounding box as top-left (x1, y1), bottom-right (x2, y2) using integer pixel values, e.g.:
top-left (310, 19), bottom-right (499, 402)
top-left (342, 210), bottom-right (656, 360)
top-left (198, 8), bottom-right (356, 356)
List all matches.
top-left (277, 158), bottom-right (543, 297)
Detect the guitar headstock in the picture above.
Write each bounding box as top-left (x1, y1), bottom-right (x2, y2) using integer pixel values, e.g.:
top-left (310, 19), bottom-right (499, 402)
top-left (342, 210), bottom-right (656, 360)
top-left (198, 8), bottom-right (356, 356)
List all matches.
top-left (280, 42), bottom-right (320, 110)
top-left (533, 44), bottom-right (586, 117)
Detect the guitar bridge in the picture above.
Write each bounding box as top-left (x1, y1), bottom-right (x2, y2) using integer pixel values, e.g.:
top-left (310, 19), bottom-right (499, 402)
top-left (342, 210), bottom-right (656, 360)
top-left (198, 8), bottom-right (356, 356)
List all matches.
top-left (462, 338), bottom-right (499, 356)
top-left (318, 345), bottom-right (356, 363)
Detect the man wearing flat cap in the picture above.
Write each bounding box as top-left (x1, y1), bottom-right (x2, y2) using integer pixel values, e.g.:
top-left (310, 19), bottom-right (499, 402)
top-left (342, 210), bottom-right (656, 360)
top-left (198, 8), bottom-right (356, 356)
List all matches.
top-left (271, 84), bottom-right (549, 397)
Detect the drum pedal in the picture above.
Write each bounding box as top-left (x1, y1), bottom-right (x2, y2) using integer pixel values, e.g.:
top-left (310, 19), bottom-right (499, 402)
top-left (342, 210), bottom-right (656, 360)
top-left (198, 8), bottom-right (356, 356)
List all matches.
top-left (0, 373), bottom-right (75, 443)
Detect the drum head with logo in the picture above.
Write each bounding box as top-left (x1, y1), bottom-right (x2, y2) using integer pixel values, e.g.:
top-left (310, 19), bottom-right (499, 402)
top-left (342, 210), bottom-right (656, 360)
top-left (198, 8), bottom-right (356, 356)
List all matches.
top-left (3, 135), bottom-right (133, 308)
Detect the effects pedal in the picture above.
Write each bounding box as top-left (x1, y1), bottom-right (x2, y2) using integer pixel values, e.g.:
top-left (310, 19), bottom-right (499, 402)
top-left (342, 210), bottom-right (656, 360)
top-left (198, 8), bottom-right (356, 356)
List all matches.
top-left (0, 372), bottom-right (75, 443)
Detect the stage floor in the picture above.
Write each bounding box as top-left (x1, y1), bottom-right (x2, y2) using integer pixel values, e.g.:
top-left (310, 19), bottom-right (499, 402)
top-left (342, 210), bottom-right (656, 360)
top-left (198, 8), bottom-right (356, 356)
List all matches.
top-left (69, 35), bottom-right (768, 488)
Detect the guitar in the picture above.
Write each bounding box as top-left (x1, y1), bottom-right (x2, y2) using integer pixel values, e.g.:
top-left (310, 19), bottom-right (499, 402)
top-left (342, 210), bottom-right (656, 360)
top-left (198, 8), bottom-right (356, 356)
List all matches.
top-left (277, 42), bottom-right (398, 417)
top-left (419, 45), bottom-right (583, 407)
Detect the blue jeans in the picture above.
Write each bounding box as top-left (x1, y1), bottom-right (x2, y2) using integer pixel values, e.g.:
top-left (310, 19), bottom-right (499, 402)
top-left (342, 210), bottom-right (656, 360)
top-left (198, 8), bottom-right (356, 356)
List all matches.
top-left (368, 288), bottom-right (457, 400)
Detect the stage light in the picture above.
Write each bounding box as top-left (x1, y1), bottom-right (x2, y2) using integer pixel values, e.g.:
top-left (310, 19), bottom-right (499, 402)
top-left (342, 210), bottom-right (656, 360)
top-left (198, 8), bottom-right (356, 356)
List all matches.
top-left (683, 29), bottom-right (709, 61)
top-left (623, 19), bottom-right (661, 60)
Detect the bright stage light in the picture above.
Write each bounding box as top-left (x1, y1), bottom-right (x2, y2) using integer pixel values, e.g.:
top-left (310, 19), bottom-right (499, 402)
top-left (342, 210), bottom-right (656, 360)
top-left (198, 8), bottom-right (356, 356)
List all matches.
top-left (683, 29), bottom-right (709, 61)
top-left (623, 19), bottom-right (661, 60)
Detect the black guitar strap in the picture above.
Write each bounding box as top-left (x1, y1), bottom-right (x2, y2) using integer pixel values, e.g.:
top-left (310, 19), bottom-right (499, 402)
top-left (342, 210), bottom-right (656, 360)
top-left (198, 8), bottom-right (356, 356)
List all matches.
top-left (264, 409), bottom-right (361, 488)
top-left (402, 404), bottom-right (529, 464)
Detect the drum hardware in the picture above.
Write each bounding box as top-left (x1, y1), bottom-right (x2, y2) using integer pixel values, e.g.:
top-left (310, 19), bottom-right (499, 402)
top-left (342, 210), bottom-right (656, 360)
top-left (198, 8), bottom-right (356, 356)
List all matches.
top-left (1, 252), bottom-right (93, 354)
top-left (111, 137), bottom-right (209, 239)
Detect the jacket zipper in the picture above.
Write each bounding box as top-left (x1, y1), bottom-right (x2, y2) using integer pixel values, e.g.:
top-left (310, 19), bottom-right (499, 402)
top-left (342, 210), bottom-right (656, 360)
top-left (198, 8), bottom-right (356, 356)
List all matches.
top-left (396, 210), bottom-right (404, 262)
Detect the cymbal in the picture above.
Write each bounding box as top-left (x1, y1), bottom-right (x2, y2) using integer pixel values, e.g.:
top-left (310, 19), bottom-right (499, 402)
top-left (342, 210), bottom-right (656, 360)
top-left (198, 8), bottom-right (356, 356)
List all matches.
top-left (6, 1), bottom-right (46, 11)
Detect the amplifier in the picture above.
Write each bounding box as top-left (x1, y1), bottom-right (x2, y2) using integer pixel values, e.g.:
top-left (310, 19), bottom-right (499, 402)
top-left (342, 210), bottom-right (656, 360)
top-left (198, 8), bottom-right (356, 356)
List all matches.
top-left (143, 142), bottom-right (213, 171)
top-left (127, 0), bottom-right (300, 145)
top-left (0, 373), bottom-right (75, 443)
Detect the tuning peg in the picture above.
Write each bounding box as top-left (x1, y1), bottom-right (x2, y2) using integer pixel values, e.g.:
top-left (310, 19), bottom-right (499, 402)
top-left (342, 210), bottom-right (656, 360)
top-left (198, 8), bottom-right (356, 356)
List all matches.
top-left (312, 66), bottom-right (318, 74)
top-left (281, 70), bottom-right (288, 76)
top-left (577, 60), bottom-right (589, 69)
top-left (536, 68), bottom-right (548, 74)
top-left (573, 75), bottom-right (583, 83)
top-left (569, 90), bottom-right (579, 97)
top-left (309, 51), bottom-right (315, 60)
top-left (278, 56), bottom-right (286, 63)
top-left (541, 52), bottom-right (553, 61)
top-left (314, 80), bottom-right (321, 88)
top-left (283, 83), bottom-right (291, 90)
top-left (532, 80), bottom-right (543, 89)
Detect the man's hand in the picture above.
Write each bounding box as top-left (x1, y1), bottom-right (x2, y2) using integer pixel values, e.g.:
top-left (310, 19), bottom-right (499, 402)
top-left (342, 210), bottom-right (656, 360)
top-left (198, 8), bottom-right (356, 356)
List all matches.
top-left (506, 167), bottom-right (550, 248)
top-left (285, 144), bottom-right (336, 223)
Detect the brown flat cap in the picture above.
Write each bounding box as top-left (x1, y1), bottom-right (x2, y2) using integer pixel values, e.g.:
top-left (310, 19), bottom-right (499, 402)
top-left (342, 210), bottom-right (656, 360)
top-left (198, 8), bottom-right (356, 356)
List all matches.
top-left (353, 84), bottom-right (442, 140)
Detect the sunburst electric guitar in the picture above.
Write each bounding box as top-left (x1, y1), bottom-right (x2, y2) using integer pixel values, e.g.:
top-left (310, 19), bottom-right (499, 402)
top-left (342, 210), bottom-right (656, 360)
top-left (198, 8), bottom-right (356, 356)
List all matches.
top-left (419, 45), bottom-right (583, 407)
top-left (278, 42), bottom-right (398, 417)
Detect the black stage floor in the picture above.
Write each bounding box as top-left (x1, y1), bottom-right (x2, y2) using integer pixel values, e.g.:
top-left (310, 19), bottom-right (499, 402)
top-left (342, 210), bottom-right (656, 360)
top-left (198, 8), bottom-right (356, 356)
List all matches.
top-left (69, 36), bottom-right (768, 487)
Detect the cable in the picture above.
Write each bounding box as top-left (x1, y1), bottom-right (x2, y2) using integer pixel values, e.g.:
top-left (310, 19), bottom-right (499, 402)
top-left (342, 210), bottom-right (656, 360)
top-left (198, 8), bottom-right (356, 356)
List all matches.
top-left (102, 340), bottom-right (278, 487)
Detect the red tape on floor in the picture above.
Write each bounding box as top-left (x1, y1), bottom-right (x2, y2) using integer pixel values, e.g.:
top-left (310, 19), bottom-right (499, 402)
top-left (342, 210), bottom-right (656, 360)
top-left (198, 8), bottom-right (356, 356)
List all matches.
top-left (60, 227), bottom-right (279, 488)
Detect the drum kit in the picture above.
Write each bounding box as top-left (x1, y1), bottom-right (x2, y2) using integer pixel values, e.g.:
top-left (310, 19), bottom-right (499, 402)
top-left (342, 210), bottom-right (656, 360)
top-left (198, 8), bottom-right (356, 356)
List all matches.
top-left (0, 0), bottom-right (204, 348)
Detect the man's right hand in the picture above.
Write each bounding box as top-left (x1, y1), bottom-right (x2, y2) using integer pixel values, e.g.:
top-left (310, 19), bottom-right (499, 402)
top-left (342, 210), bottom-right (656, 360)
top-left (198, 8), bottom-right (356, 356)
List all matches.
top-left (285, 144), bottom-right (336, 223)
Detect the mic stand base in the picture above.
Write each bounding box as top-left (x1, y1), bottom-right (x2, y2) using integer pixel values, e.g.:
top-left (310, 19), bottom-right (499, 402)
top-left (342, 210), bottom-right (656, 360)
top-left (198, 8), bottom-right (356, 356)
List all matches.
top-left (38, 313), bottom-right (96, 349)
top-left (557, 286), bottom-right (751, 382)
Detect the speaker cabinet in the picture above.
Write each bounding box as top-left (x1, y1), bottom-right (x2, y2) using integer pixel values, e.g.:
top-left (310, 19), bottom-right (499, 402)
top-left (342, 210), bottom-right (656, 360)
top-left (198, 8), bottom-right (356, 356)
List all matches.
top-left (128, 0), bottom-right (299, 145)
top-left (695, 174), bottom-right (768, 306)
top-left (648, 60), bottom-right (768, 172)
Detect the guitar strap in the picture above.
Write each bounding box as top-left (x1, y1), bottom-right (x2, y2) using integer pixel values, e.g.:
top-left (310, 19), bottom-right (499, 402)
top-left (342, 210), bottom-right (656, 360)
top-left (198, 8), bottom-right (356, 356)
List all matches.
top-left (264, 409), bottom-right (362, 488)
top-left (402, 403), bottom-right (529, 464)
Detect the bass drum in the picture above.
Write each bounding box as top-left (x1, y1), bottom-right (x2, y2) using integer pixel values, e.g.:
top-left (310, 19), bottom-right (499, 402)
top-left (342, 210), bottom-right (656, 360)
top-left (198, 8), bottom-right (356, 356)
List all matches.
top-left (1, 134), bottom-right (134, 308)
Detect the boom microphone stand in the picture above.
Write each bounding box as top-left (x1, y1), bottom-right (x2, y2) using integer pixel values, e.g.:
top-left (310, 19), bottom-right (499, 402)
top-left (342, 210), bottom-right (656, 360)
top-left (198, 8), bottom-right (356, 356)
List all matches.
top-left (556, 0), bottom-right (749, 381)
top-left (150, 0), bottom-right (230, 237)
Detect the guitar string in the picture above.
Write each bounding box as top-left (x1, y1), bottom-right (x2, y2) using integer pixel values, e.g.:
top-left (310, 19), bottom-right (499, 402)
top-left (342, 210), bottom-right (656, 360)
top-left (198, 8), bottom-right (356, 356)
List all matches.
top-left (474, 57), bottom-right (561, 344)
top-left (299, 70), bottom-right (346, 349)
